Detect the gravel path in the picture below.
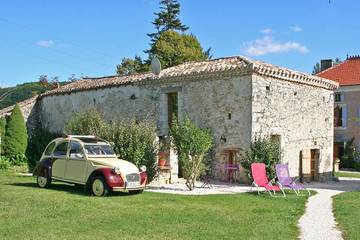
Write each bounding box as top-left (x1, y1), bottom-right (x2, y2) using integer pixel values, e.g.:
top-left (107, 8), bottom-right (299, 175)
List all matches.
top-left (298, 178), bottom-right (360, 240)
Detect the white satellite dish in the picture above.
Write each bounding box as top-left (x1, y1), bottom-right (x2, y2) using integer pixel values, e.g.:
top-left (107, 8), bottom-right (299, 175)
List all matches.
top-left (151, 56), bottom-right (161, 75)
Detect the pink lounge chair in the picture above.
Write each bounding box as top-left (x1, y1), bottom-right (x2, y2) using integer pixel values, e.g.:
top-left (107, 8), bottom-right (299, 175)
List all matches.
top-left (276, 163), bottom-right (310, 196)
top-left (250, 163), bottom-right (285, 197)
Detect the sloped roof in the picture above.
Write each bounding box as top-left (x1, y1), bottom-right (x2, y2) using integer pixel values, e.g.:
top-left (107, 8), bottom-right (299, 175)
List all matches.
top-left (40, 56), bottom-right (338, 98)
top-left (317, 56), bottom-right (360, 86)
top-left (0, 96), bottom-right (38, 121)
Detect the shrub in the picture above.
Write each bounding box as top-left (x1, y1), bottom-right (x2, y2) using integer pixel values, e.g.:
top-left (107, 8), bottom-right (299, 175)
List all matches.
top-left (65, 109), bottom-right (158, 182)
top-left (0, 156), bottom-right (11, 171)
top-left (3, 104), bottom-right (28, 160)
top-left (26, 128), bottom-right (59, 170)
top-left (354, 161), bottom-right (360, 172)
top-left (110, 119), bottom-right (158, 182)
top-left (64, 108), bottom-right (109, 138)
top-left (240, 137), bottom-right (282, 181)
top-left (171, 116), bottom-right (213, 190)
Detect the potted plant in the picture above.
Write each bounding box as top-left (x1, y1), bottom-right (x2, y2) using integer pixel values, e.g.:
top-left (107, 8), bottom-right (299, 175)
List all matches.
top-left (158, 142), bottom-right (169, 166)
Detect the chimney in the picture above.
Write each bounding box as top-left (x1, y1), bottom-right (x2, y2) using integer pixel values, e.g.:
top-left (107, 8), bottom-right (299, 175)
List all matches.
top-left (320, 59), bottom-right (333, 71)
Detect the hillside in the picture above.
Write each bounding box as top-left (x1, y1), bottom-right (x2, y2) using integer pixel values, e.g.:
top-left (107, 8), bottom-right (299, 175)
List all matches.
top-left (0, 82), bottom-right (67, 109)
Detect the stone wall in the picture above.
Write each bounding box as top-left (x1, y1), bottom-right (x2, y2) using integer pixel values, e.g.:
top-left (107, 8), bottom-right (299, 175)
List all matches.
top-left (251, 74), bottom-right (334, 180)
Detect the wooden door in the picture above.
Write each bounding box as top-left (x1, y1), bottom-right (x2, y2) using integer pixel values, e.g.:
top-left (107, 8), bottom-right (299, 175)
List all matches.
top-left (310, 149), bottom-right (319, 181)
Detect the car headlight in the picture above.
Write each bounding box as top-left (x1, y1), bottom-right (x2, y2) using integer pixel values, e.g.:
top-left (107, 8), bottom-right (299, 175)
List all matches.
top-left (113, 166), bottom-right (121, 174)
top-left (140, 165), bottom-right (147, 172)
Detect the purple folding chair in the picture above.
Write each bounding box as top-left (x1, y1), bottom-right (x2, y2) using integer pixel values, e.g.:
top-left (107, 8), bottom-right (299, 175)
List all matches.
top-left (276, 163), bottom-right (310, 196)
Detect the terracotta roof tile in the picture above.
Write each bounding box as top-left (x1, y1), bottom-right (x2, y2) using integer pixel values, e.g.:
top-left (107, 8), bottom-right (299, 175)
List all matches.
top-left (40, 56), bottom-right (338, 98)
top-left (317, 57), bottom-right (360, 86)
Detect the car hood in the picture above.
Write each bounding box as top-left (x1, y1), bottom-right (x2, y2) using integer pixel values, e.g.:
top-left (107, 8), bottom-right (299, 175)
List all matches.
top-left (88, 157), bottom-right (139, 174)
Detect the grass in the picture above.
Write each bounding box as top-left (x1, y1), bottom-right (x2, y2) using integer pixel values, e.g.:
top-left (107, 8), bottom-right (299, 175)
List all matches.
top-left (333, 192), bottom-right (360, 240)
top-left (0, 172), bottom-right (309, 240)
top-left (334, 171), bottom-right (360, 178)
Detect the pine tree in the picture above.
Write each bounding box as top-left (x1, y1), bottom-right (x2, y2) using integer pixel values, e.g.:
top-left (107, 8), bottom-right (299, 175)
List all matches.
top-left (147, 0), bottom-right (189, 43)
top-left (3, 104), bottom-right (28, 158)
top-left (0, 117), bottom-right (6, 155)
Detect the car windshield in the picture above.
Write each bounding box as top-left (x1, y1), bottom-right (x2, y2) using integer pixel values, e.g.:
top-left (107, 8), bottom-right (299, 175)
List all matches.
top-left (84, 144), bottom-right (115, 156)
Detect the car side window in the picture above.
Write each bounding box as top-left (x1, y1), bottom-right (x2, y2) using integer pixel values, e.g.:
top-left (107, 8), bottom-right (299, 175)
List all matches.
top-left (69, 141), bottom-right (84, 159)
top-left (44, 142), bottom-right (56, 156)
top-left (53, 141), bottom-right (69, 157)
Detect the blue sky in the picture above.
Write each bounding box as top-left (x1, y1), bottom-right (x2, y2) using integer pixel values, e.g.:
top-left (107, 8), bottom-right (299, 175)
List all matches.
top-left (1, 0), bottom-right (359, 87)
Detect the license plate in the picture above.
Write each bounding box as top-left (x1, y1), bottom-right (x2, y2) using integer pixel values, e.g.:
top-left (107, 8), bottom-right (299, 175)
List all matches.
top-left (127, 181), bottom-right (139, 188)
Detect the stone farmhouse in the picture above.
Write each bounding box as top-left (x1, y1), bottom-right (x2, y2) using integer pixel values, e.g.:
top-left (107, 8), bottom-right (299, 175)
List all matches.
top-left (317, 55), bottom-right (360, 166)
top-left (1, 56), bottom-right (338, 182)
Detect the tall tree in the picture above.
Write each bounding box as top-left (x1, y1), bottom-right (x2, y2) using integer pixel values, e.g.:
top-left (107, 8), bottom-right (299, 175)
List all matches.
top-left (0, 117), bottom-right (6, 155)
top-left (3, 104), bottom-right (28, 158)
top-left (116, 0), bottom-right (210, 75)
top-left (147, 0), bottom-right (188, 43)
top-left (312, 57), bottom-right (342, 75)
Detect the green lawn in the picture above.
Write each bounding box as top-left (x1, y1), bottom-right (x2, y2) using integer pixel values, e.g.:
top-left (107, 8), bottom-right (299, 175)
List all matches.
top-left (333, 192), bottom-right (360, 240)
top-left (335, 171), bottom-right (360, 178)
top-left (0, 172), bottom-right (308, 240)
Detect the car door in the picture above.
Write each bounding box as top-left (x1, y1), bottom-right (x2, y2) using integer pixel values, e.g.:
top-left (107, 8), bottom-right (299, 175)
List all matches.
top-left (65, 140), bottom-right (87, 183)
top-left (51, 141), bottom-right (69, 179)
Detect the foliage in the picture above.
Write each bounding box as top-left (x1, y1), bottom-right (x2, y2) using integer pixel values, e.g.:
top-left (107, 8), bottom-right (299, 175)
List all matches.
top-left (170, 115), bottom-right (213, 190)
top-left (0, 81), bottom-right (68, 109)
top-left (0, 174), bottom-right (309, 240)
top-left (26, 128), bottom-right (59, 170)
top-left (340, 138), bottom-right (359, 169)
top-left (334, 192), bottom-right (360, 240)
top-left (116, 56), bottom-right (149, 75)
top-left (64, 108), bottom-right (109, 138)
top-left (240, 137), bottom-right (282, 181)
top-left (147, 30), bottom-right (209, 69)
top-left (0, 156), bottom-right (11, 171)
top-left (147, 0), bottom-right (188, 43)
top-left (65, 108), bottom-right (158, 181)
top-left (3, 104), bottom-right (28, 161)
top-left (354, 161), bottom-right (360, 171)
top-left (115, 0), bottom-right (210, 75)
top-left (0, 117), bottom-right (6, 154)
top-left (109, 119), bottom-right (158, 182)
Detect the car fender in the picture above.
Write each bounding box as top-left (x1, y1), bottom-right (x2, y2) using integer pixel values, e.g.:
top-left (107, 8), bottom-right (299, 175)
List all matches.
top-left (32, 158), bottom-right (54, 178)
top-left (87, 168), bottom-right (124, 188)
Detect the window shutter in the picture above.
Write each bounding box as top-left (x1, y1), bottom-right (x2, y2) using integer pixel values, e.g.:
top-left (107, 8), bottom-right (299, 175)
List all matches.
top-left (342, 106), bottom-right (347, 127)
top-left (340, 93), bottom-right (345, 102)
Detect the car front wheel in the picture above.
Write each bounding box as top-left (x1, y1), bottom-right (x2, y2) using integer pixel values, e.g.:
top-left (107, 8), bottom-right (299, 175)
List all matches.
top-left (37, 176), bottom-right (51, 188)
top-left (91, 176), bottom-right (109, 197)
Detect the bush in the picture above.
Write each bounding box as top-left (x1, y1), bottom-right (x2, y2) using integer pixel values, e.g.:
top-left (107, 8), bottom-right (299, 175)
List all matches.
top-left (110, 119), bottom-right (158, 182)
top-left (240, 137), bottom-right (282, 181)
top-left (26, 128), bottom-right (59, 170)
top-left (65, 109), bottom-right (158, 182)
top-left (0, 156), bottom-right (11, 171)
top-left (171, 116), bottom-right (213, 190)
top-left (354, 161), bottom-right (360, 172)
top-left (3, 104), bottom-right (28, 160)
top-left (64, 108), bottom-right (109, 138)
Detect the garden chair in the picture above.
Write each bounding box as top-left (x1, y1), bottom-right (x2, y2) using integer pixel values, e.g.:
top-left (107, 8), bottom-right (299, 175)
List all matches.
top-left (250, 163), bottom-right (285, 197)
top-left (276, 163), bottom-right (310, 196)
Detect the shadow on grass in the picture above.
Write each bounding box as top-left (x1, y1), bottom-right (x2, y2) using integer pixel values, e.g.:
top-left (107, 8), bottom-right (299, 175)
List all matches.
top-left (8, 182), bottom-right (134, 197)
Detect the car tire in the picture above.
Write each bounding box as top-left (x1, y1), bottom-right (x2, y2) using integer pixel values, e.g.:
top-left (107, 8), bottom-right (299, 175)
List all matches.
top-left (90, 176), bottom-right (109, 197)
top-left (129, 189), bottom-right (144, 194)
top-left (37, 176), bottom-right (51, 188)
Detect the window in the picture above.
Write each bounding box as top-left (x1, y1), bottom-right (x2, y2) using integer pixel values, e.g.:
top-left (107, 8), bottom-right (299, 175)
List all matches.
top-left (69, 141), bottom-right (84, 158)
top-left (53, 141), bottom-right (69, 157)
top-left (44, 142), bottom-right (56, 156)
top-left (334, 106), bottom-right (347, 128)
top-left (334, 92), bottom-right (344, 102)
top-left (167, 92), bottom-right (178, 127)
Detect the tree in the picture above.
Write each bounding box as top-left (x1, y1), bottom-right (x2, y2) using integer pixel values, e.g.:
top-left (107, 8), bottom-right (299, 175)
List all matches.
top-left (0, 117), bottom-right (6, 155)
top-left (116, 56), bottom-right (149, 75)
top-left (170, 115), bottom-right (213, 190)
top-left (147, 0), bottom-right (188, 43)
top-left (240, 137), bottom-right (282, 181)
top-left (3, 104), bottom-right (28, 159)
top-left (147, 30), bottom-right (208, 69)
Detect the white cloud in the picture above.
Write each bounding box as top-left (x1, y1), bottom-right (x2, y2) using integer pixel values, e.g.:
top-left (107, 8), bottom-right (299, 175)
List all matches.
top-left (290, 26), bottom-right (302, 32)
top-left (36, 40), bottom-right (54, 48)
top-left (243, 36), bottom-right (309, 56)
top-left (259, 28), bottom-right (273, 34)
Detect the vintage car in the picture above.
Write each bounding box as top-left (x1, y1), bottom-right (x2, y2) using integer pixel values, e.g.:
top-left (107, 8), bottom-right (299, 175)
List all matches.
top-left (33, 135), bottom-right (147, 196)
